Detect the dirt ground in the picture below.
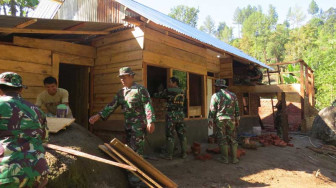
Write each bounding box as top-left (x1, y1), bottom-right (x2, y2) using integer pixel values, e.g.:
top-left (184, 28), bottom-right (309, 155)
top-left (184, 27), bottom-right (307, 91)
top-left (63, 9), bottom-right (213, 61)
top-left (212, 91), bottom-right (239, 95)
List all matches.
top-left (149, 134), bottom-right (336, 188)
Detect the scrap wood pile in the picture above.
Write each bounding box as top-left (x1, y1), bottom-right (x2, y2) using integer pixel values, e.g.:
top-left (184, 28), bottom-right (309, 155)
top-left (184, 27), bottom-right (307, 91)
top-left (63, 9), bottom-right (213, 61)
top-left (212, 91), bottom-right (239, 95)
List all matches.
top-left (307, 145), bottom-right (336, 156)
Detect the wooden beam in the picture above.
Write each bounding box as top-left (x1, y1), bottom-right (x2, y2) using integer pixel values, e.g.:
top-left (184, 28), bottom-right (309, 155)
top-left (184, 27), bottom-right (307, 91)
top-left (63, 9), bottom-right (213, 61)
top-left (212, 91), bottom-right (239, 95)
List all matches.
top-left (104, 24), bottom-right (125, 31)
top-left (228, 84), bottom-right (301, 94)
top-left (0, 27), bottom-right (110, 35)
top-left (14, 36), bottom-right (96, 58)
top-left (56, 52), bottom-right (94, 66)
top-left (123, 17), bottom-right (143, 26)
top-left (64, 22), bottom-right (86, 31)
top-left (16, 18), bottom-right (38, 28)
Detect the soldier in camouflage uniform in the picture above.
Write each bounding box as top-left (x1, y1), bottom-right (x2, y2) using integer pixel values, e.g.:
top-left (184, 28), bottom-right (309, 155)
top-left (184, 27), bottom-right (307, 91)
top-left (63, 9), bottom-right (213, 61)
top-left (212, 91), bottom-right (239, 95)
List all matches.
top-left (155, 77), bottom-right (187, 160)
top-left (244, 64), bottom-right (263, 85)
top-left (208, 79), bottom-right (240, 164)
top-left (89, 67), bottom-right (155, 156)
top-left (0, 72), bottom-right (49, 187)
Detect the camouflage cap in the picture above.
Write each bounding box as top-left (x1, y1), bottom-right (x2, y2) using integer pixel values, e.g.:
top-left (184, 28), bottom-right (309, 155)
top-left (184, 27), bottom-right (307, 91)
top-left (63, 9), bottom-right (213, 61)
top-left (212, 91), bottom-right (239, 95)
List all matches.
top-left (214, 79), bottom-right (227, 87)
top-left (118, 67), bottom-right (135, 77)
top-left (0, 72), bottom-right (27, 88)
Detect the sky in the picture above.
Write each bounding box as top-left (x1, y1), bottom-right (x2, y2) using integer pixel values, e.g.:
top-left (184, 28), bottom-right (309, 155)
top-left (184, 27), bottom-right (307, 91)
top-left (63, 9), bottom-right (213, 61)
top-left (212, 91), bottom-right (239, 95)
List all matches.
top-left (134, 0), bottom-right (335, 36)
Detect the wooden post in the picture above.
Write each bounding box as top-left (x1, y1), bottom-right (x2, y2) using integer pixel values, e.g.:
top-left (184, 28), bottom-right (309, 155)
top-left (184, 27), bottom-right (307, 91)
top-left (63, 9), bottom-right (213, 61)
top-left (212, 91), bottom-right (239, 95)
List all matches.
top-left (186, 72), bottom-right (190, 118)
top-left (281, 92), bottom-right (289, 142)
top-left (300, 63), bottom-right (305, 121)
top-left (202, 75), bottom-right (207, 118)
top-left (143, 62), bottom-right (147, 88)
top-left (304, 66), bottom-right (309, 97)
top-left (267, 69), bottom-right (276, 121)
top-left (89, 67), bottom-right (94, 132)
top-left (52, 53), bottom-right (60, 81)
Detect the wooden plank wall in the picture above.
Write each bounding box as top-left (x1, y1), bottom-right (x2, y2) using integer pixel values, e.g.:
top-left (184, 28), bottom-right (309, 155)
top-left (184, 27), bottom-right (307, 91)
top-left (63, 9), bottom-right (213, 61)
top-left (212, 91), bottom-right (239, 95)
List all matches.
top-left (0, 44), bottom-right (52, 104)
top-left (143, 27), bottom-right (220, 75)
top-left (0, 37), bottom-right (96, 118)
top-left (220, 57), bottom-right (233, 78)
top-left (92, 27), bottom-right (145, 120)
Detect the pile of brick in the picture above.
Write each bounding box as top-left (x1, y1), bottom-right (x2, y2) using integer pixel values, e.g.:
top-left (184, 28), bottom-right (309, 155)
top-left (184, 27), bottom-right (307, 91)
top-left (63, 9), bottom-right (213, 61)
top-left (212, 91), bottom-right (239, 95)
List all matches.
top-left (252, 134), bottom-right (294, 147)
top-left (206, 147), bottom-right (246, 158)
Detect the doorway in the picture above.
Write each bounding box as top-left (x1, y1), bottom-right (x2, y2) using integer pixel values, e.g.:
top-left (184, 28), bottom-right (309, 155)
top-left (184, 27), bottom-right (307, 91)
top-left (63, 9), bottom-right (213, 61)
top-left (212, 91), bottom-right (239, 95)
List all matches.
top-left (59, 63), bottom-right (90, 128)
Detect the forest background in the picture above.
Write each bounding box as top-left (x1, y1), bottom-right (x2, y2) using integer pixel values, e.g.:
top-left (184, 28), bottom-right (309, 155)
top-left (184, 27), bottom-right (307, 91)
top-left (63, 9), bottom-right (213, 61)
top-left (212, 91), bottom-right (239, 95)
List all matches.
top-left (0, 0), bottom-right (335, 110)
top-left (169, 0), bottom-right (336, 110)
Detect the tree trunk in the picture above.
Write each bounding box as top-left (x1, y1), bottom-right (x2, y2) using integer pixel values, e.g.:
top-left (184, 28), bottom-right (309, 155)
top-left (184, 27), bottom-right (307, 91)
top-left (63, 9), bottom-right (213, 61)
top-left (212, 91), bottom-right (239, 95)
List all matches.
top-left (3, 5), bottom-right (7, 15)
top-left (19, 5), bottom-right (23, 17)
top-left (10, 0), bottom-right (16, 16)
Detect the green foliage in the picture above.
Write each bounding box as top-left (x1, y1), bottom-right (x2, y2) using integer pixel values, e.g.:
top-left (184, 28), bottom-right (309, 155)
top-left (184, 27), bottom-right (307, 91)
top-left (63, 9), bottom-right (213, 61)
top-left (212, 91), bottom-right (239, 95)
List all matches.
top-left (216, 22), bottom-right (233, 43)
top-left (229, 3), bottom-right (335, 110)
top-left (169, 5), bottom-right (199, 27)
top-left (308, 0), bottom-right (319, 15)
top-left (0, 0), bottom-right (38, 16)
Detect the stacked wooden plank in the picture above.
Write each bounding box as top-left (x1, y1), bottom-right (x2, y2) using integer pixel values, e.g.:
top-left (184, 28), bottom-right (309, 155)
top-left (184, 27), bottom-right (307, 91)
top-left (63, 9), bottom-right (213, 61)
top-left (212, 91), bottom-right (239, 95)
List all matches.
top-left (99, 138), bottom-right (177, 188)
top-left (47, 117), bottom-right (75, 133)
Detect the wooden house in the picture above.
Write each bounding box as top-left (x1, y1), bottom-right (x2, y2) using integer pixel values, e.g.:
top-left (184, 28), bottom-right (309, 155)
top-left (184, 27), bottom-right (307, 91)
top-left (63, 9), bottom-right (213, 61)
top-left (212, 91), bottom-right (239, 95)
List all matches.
top-left (0, 0), bottom-right (313, 146)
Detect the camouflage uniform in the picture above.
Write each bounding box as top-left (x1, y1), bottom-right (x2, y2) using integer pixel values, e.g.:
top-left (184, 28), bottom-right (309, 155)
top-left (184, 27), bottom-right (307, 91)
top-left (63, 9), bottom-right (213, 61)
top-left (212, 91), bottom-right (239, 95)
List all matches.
top-left (0, 72), bottom-right (49, 187)
top-left (248, 66), bottom-right (263, 83)
top-left (98, 68), bottom-right (155, 156)
top-left (208, 79), bottom-right (240, 164)
top-left (155, 87), bottom-right (187, 159)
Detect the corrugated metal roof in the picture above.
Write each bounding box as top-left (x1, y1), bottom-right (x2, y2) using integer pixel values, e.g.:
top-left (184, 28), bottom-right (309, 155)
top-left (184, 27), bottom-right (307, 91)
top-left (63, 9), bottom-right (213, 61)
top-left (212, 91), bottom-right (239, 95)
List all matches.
top-left (31, 0), bottom-right (63, 19)
top-left (116, 0), bottom-right (272, 70)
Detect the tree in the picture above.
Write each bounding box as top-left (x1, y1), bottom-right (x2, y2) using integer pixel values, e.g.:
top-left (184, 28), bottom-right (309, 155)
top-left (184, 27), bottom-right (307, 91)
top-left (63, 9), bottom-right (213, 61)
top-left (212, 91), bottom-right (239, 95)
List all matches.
top-left (169, 5), bottom-right (199, 27)
top-left (0, 0), bottom-right (38, 16)
top-left (286, 6), bottom-right (306, 28)
top-left (268, 4), bottom-right (278, 29)
top-left (217, 22), bottom-right (233, 43)
top-left (200, 15), bottom-right (216, 35)
top-left (308, 0), bottom-right (319, 16)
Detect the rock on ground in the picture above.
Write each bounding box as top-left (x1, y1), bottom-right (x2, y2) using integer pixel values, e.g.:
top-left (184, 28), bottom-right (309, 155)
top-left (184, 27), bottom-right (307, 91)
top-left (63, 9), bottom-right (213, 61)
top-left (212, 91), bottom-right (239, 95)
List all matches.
top-left (311, 106), bottom-right (336, 145)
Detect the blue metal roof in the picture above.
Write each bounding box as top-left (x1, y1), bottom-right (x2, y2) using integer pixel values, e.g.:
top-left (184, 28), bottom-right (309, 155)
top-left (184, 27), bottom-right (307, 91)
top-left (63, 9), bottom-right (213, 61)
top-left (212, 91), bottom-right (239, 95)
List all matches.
top-left (116, 0), bottom-right (272, 70)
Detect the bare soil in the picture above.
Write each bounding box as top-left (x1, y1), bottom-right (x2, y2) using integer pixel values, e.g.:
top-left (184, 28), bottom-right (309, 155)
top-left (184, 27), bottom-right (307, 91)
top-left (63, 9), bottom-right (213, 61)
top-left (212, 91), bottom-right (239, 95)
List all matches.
top-left (150, 134), bottom-right (336, 188)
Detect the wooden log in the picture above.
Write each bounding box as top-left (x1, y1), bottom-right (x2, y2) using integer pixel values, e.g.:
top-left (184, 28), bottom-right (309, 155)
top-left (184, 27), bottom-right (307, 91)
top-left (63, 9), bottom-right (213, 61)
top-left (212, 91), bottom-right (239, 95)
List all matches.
top-left (44, 143), bottom-right (136, 171)
top-left (14, 36), bottom-right (96, 58)
top-left (0, 44), bottom-right (51, 65)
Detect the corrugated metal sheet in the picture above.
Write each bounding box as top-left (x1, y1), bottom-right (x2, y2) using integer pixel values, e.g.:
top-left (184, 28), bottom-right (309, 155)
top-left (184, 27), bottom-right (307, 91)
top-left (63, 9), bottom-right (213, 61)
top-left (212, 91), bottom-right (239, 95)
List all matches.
top-left (116, 0), bottom-right (272, 69)
top-left (31, 0), bottom-right (63, 19)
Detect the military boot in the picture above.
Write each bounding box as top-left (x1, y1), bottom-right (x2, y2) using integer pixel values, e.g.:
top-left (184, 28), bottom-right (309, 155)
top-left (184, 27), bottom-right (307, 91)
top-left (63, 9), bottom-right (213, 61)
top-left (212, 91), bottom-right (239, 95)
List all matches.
top-left (231, 143), bottom-right (239, 164)
top-left (180, 138), bottom-right (187, 159)
top-left (219, 144), bottom-right (229, 164)
top-left (160, 142), bottom-right (174, 160)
